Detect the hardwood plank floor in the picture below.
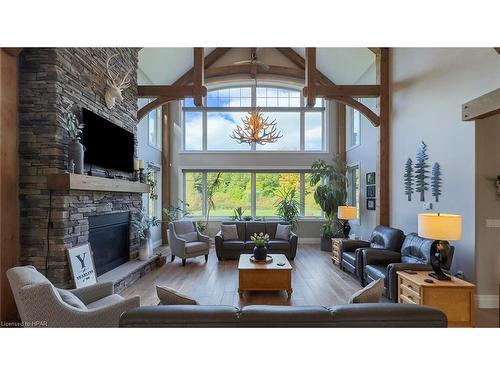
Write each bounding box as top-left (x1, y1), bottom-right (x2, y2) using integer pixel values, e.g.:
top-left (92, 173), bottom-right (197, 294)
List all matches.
top-left (121, 244), bottom-right (499, 327)
top-left (121, 245), bottom-right (362, 307)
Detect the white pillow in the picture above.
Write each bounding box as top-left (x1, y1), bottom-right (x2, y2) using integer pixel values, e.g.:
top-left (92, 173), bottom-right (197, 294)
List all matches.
top-left (156, 285), bottom-right (199, 305)
top-left (221, 224), bottom-right (239, 240)
top-left (275, 224), bottom-right (291, 240)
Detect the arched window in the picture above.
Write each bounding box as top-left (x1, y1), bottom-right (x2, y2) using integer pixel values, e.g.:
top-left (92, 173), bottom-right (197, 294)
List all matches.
top-left (182, 84), bottom-right (326, 152)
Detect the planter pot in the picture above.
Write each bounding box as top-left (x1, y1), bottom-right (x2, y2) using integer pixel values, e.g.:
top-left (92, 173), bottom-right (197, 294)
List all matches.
top-left (69, 140), bottom-right (85, 174)
top-left (139, 239), bottom-right (149, 260)
top-left (253, 245), bottom-right (268, 261)
top-left (139, 229), bottom-right (153, 260)
top-left (320, 235), bottom-right (332, 252)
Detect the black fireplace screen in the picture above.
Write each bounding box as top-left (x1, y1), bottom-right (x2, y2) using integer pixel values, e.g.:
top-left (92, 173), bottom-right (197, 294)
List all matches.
top-left (88, 212), bottom-right (130, 276)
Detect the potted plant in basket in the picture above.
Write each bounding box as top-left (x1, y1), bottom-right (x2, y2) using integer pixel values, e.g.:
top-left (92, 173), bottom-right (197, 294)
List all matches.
top-left (250, 232), bottom-right (270, 261)
top-left (309, 156), bottom-right (348, 251)
top-left (62, 105), bottom-right (85, 174)
top-left (132, 211), bottom-right (161, 260)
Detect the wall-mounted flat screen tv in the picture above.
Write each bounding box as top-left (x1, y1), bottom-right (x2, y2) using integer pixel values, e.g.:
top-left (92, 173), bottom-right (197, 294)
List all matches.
top-left (81, 108), bottom-right (135, 173)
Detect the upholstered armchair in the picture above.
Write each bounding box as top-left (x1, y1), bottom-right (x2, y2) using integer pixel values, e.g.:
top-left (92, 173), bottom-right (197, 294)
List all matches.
top-left (6, 265), bottom-right (140, 328)
top-left (363, 233), bottom-right (455, 301)
top-left (339, 225), bottom-right (405, 284)
top-left (168, 220), bottom-right (210, 266)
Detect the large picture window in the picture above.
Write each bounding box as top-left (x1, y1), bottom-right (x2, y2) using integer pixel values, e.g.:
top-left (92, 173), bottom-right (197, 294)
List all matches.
top-left (183, 171), bottom-right (324, 219)
top-left (182, 85), bottom-right (326, 152)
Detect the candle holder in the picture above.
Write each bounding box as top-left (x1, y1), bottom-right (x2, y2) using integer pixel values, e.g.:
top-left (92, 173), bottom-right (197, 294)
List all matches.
top-left (139, 168), bottom-right (146, 183)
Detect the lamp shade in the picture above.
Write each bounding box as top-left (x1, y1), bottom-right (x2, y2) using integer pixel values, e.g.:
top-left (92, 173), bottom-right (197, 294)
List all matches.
top-left (338, 206), bottom-right (357, 220)
top-left (418, 213), bottom-right (462, 241)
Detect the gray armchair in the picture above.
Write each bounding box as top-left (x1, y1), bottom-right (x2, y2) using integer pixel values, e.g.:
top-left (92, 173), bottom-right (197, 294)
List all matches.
top-left (167, 220), bottom-right (210, 266)
top-left (6, 265), bottom-right (140, 327)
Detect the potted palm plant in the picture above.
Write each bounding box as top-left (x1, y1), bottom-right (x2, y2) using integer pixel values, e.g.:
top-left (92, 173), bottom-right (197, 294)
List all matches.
top-left (274, 186), bottom-right (300, 231)
top-left (309, 156), bottom-right (347, 251)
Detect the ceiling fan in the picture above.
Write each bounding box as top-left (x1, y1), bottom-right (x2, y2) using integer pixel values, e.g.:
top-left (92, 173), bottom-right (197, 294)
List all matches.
top-left (233, 48), bottom-right (270, 71)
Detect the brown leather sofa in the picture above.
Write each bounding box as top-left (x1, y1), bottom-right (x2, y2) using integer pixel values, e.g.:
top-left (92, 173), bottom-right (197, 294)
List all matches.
top-left (119, 303), bottom-right (447, 327)
top-left (339, 225), bottom-right (405, 281)
top-left (362, 233), bottom-right (455, 301)
top-left (215, 221), bottom-right (298, 260)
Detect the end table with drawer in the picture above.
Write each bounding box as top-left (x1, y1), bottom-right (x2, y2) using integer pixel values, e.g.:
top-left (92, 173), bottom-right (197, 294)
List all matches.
top-left (397, 270), bottom-right (476, 327)
top-left (331, 238), bottom-right (344, 266)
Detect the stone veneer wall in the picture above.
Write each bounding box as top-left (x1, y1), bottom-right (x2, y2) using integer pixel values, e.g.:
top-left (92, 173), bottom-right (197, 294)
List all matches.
top-left (18, 48), bottom-right (140, 287)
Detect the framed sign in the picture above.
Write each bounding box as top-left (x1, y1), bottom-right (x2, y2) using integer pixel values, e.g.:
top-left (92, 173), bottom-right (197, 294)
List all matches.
top-left (366, 185), bottom-right (376, 198)
top-left (67, 243), bottom-right (97, 288)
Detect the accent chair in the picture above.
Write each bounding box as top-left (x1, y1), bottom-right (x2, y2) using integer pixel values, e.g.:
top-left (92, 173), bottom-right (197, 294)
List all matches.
top-left (168, 220), bottom-right (210, 266)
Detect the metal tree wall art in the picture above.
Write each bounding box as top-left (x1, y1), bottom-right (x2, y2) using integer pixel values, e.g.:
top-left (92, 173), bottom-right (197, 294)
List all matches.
top-left (414, 141), bottom-right (430, 202)
top-left (404, 158), bottom-right (414, 201)
top-left (431, 162), bottom-right (442, 202)
top-left (231, 109), bottom-right (282, 145)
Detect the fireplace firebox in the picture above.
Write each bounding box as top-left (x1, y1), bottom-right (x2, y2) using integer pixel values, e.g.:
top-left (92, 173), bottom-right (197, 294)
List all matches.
top-left (88, 212), bottom-right (130, 276)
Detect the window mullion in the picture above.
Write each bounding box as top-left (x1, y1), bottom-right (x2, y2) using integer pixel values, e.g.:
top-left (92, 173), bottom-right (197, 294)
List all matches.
top-left (202, 110), bottom-right (207, 151)
top-left (251, 173), bottom-right (256, 218)
top-left (300, 173), bottom-right (305, 217)
top-left (203, 172), bottom-right (208, 218)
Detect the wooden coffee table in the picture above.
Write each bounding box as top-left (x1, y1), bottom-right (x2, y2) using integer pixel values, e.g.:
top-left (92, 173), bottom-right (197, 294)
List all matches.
top-left (238, 254), bottom-right (293, 298)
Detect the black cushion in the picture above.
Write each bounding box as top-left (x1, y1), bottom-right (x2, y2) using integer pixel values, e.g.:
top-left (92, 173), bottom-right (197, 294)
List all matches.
top-left (365, 264), bottom-right (387, 283)
top-left (342, 251), bottom-right (357, 266)
top-left (222, 241), bottom-right (245, 251)
top-left (400, 233), bottom-right (433, 264)
top-left (369, 225), bottom-right (405, 250)
top-left (267, 240), bottom-right (290, 251)
top-left (245, 222), bottom-right (266, 241)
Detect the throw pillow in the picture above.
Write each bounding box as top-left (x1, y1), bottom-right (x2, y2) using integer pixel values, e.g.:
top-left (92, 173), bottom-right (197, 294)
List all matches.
top-left (57, 288), bottom-right (88, 310)
top-left (348, 278), bottom-right (384, 304)
top-left (178, 231), bottom-right (198, 242)
top-left (156, 285), bottom-right (199, 305)
top-left (275, 224), bottom-right (291, 240)
top-left (221, 224), bottom-right (239, 240)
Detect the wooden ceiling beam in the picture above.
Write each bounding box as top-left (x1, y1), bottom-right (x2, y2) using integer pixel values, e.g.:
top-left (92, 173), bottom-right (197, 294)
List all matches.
top-left (203, 64), bottom-right (306, 80)
top-left (327, 96), bottom-right (380, 126)
top-left (173, 47), bottom-right (230, 86)
top-left (137, 85), bottom-right (202, 98)
top-left (462, 88), bottom-right (500, 121)
top-left (305, 47), bottom-right (317, 107)
top-left (310, 84), bottom-right (380, 98)
top-left (193, 47), bottom-right (205, 106)
top-left (137, 97), bottom-right (177, 121)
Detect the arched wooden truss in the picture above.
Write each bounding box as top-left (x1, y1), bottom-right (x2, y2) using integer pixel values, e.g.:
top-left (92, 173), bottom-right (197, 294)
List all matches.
top-left (137, 47), bottom-right (381, 127)
top-left (137, 47), bottom-right (390, 226)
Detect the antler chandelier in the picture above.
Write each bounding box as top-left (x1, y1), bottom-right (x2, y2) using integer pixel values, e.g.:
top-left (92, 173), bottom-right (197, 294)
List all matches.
top-left (231, 108), bottom-right (282, 145)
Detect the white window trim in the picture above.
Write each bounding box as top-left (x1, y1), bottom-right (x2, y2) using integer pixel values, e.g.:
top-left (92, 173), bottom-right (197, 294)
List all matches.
top-left (180, 167), bottom-right (325, 220)
top-left (347, 161), bottom-right (361, 226)
top-left (181, 83), bottom-right (327, 154)
top-left (346, 105), bottom-right (362, 152)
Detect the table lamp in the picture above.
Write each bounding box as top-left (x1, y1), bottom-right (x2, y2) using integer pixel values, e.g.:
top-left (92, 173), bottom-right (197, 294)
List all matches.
top-left (338, 206), bottom-right (357, 239)
top-left (418, 213), bottom-right (462, 281)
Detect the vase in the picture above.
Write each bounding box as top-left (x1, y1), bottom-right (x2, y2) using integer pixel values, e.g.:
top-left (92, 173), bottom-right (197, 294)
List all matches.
top-left (69, 140), bottom-right (85, 174)
top-left (145, 228), bottom-right (154, 258)
top-left (253, 245), bottom-right (268, 261)
top-left (138, 239), bottom-right (149, 260)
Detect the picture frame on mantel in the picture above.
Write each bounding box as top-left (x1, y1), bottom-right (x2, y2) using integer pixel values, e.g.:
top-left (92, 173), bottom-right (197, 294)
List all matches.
top-left (67, 243), bottom-right (97, 288)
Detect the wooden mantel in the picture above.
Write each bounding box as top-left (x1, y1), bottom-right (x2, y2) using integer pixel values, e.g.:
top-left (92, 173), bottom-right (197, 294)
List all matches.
top-left (47, 174), bottom-right (150, 194)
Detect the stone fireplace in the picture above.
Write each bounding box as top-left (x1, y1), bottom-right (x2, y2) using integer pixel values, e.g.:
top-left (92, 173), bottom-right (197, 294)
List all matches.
top-left (18, 48), bottom-right (149, 288)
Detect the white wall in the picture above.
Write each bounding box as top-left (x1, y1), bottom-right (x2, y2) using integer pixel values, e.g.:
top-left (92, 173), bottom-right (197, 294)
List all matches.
top-left (390, 48), bottom-right (500, 286)
top-left (346, 63), bottom-right (378, 241)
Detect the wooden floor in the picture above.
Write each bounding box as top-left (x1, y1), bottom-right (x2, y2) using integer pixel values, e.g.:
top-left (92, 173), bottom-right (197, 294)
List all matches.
top-left (121, 245), bottom-right (499, 327)
top-left (121, 245), bottom-right (363, 307)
